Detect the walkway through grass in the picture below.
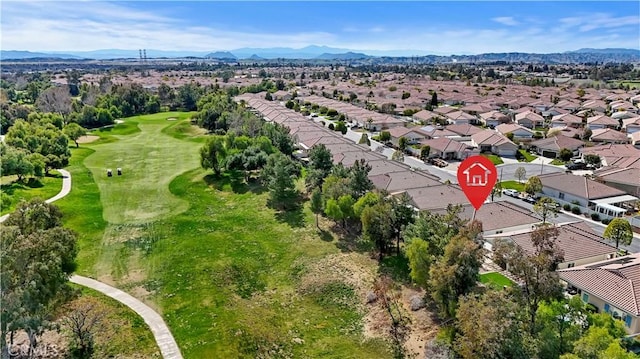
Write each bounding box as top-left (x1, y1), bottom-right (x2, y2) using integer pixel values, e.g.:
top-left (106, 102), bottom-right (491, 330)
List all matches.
top-left (57, 112), bottom-right (390, 358)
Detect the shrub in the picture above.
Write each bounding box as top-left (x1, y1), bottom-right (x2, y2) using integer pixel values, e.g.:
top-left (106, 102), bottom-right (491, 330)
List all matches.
top-left (327, 109), bottom-right (338, 116)
top-left (601, 218), bottom-right (611, 225)
top-left (328, 123), bottom-right (335, 130)
top-left (563, 204), bottom-right (571, 211)
top-left (571, 206), bottom-right (581, 215)
top-left (590, 213), bottom-right (600, 221)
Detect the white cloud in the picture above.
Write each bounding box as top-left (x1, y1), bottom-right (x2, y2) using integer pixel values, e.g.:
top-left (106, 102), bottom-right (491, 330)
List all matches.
top-left (0, 2), bottom-right (637, 54)
top-left (492, 17), bottom-right (519, 26)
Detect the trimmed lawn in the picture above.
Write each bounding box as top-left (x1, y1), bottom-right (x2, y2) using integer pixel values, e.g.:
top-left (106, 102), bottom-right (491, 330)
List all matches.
top-left (480, 272), bottom-right (514, 290)
top-left (481, 154), bottom-right (504, 165)
top-left (57, 112), bottom-right (391, 358)
top-left (500, 180), bottom-right (525, 192)
top-left (1, 171), bottom-right (63, 215)
top-left (518, 149), bottom-right (538, 162)
top-left (550, 159), bottom-right (566, 166)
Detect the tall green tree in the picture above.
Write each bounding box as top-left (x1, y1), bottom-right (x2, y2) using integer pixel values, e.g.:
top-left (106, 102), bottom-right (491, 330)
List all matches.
top-left (348, 158), bottom-right (373, 199)
top-left (525, 176), bottom-right (543, 195)
top-left (200, 136), bottom-right (227, 176)
top-left (603, 218), bottom-right (633, 250)
top-left (1, 199), bottom-right (77, 357)
top-left (398, 136), bottom-right (408, 152)
top-left (361, 201), bottom-right (394, 259)
top-left (390, 192), bottom-right (415, 254)
top-left (536, 297), bottom-right (588, 359)
top-left (310, 188), bottom-right (324, 228)
top-left (261, 152), bottom-right (299, 209)
top-left (420, 145), bottom-right (431, 160)
top-left (429, 234), bottom-right (483, 317)
top-left (63, 123), bottom-right (87, 148)
top-left (534, 197), bottom-right (559, 224)
top-left (305, 144), bottom-right (333, 190)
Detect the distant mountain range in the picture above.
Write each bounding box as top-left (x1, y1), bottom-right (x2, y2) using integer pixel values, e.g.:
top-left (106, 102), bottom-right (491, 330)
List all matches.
top-left (2, 46), bottom-right (639, 63)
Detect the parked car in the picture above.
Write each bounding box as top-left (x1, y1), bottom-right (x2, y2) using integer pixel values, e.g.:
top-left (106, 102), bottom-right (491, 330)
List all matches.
top-left (566, 162), bottom-right (587, 170)
top-left (502, 189), bottom-right (519, 197)
top-left (522, 195), bottom-right (537, 204)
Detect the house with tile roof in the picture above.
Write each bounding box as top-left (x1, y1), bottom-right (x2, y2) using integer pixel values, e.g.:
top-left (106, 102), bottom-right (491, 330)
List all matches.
top-left (436, 201), bottom-right (542, 236)
top-left (590, 128), bottom-right (630, 144)
top-left (404, 184), bottom-right (469, 212)
top-left (495, 123), bottom-right (535, 139)
top-left (580, 144), bottom-right (640, 169)
top-left (369, 170), bottom-right (441, 194)
top-left (515, 111), bottom-right (545, 129)
top-left (479, 110), bottom-right (511, 128)
top-left (551, 113), bottom-right (583, 129)
top-left (538, 172), bottom-right (637, 219)
top-left (418, 137), bottom-right (472, 160)
top-left (471, 129), bottom-right (518, 156)
top-left (558, 253), bottom-right (640, 334)
top-left (587, 115), bottom-right (619, 130)
top-left (529, 134), bottom-right (585, 158)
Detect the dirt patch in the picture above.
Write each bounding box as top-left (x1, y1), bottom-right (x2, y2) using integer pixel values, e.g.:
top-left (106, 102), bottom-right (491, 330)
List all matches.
top-left (298, 252), bottom-right (376, 299)
top-left (9, 329), bottom-right (68, 358)
top-left (76, 135), bottom-right (100, 143)
top-left (166, 117), bottom-right (178, 121)
top-left (400, 287), bottom-right (440, 358)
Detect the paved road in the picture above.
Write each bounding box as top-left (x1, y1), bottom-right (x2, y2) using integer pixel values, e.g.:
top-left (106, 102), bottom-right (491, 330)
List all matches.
top-left (1, 169), bottom-right (183, 359)
top-left (71, 276), bottom-right (183, 359)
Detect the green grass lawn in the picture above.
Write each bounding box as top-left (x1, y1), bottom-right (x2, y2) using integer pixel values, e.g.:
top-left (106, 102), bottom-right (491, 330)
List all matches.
top-left (550, 159), bottom-right (566, 166)
top-left (1, 171), bottom-right (63, 215)
top-left (480, 272), bottom-right (514, 290)
top-left (518, 149), bottom-right (538, 162)
top-left (57, 112), bottom-right (391, 358)
top-left (481, 154), bottom-right (504, 165)
top-left (499, 180), bottom-right (525, 192)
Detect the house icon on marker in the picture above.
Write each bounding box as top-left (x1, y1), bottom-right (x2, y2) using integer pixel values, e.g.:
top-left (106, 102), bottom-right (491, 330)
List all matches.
top-left (462, 162), bottom-right (491, 186)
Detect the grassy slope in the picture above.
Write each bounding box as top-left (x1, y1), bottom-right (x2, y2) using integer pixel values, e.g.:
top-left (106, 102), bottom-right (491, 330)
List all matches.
top-left (1, 171), bottom-right (63, 215)
top-left (57, 112), bottom-right (390, 358)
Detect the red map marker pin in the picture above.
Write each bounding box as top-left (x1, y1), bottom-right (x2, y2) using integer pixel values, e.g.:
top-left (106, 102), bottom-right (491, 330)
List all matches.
top-left (457, 155), bottom-right (498, 210)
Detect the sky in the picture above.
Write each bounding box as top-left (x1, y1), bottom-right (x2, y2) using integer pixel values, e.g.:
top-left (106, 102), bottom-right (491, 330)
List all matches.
top-left (1, 1), bottom-right (639, 55)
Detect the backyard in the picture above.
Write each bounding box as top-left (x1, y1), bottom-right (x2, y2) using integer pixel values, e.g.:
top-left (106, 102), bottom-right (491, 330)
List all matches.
top-left (480, 272), bottom-right (514, 290)
top-left (55, 112), bottom-right (391, 358)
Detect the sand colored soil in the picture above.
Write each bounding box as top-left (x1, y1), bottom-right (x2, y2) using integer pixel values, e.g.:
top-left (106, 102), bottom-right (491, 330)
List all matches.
top-left (76, 135), bottom-right (100, 143)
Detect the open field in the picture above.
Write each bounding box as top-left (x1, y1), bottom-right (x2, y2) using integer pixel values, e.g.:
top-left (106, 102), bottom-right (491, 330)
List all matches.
top-left (1, 171), bottom-right (62, 215)
top-left (57, 112), bottom-right (391, 358)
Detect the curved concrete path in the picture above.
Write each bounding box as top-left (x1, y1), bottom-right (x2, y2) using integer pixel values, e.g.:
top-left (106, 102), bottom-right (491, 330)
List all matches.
top-left (0, 169), bottom-right (72, 223)
top-left (1, 169), bottom-right (183, 359)
top-left (70, 275), bottom-right (183, 359)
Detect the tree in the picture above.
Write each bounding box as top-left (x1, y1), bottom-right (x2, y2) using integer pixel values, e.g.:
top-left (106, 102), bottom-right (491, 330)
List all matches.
top-left (536, 297), bottom-right (588, 359)
top-left (515, 166), bottom-right (527, 183)
top-left (506, 225), bottom-right (564, 332)
top-left (1, 199), bottom-right (77, 357)
top-left (581, 128), bottom-right (593, 141)
top-left (358, 133), bottom-right (370, 146)
top-left (398, 136), bottom-right (408, 152)
top-left (584, 154), bottom-right (601, 167)
top-left (261, 152), bottom-right (299, 209)
top-left (305, 144), bottom-right (333, 190)
top-left (456, 291), bottom-right (532, 359)
top-left (570, 326), bottom-right (614, 359)
top-left (431, 92), bottom-right (438, 107)
top-left (35, 86), bottom-right (72, 120)
top-left (420, 145), bottom-right (431, 160)
top-left (353, 191), bottom-right (382, 219)
top-left (200, 136), bottom-right (227, 176)
top-left (0, 145), bottom-right (34, 181)
top-left (361, 201), bottom-right (394, 259)
top-left (348, 158), bottom-right (373, 199)
top-left (534, 197), bottom-right (559, 224)
top-left (559, 148), bottom-right (573, 162)
top-left (324, 198), bottom-right (344, 227)
top-left (429, 234), bottom-right (483, 317)
top-left (603, 218), bottom-right (633, 250)
top-left (310, 188), bottom-right (323, 228)
top-left (62, 296), bottom-right (109, 358)
top-left (337, 194), bottom-right (356, 229)
top-left (379, 131), bottom-right (391, 142)
top-left (390, 192), bottom-right (415, 254)
top-left (525, 176), bottom-right (543, 196)
top-left (491, 181), bottom-right (502, 202)
top-left (63, 123), bottom-right (87, 148)
top-left (392, 150), bottom-right (404, 162)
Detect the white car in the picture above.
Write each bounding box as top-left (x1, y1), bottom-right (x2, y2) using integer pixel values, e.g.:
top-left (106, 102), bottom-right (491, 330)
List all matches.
top-left (502, 189), bottom-right (519, 197)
